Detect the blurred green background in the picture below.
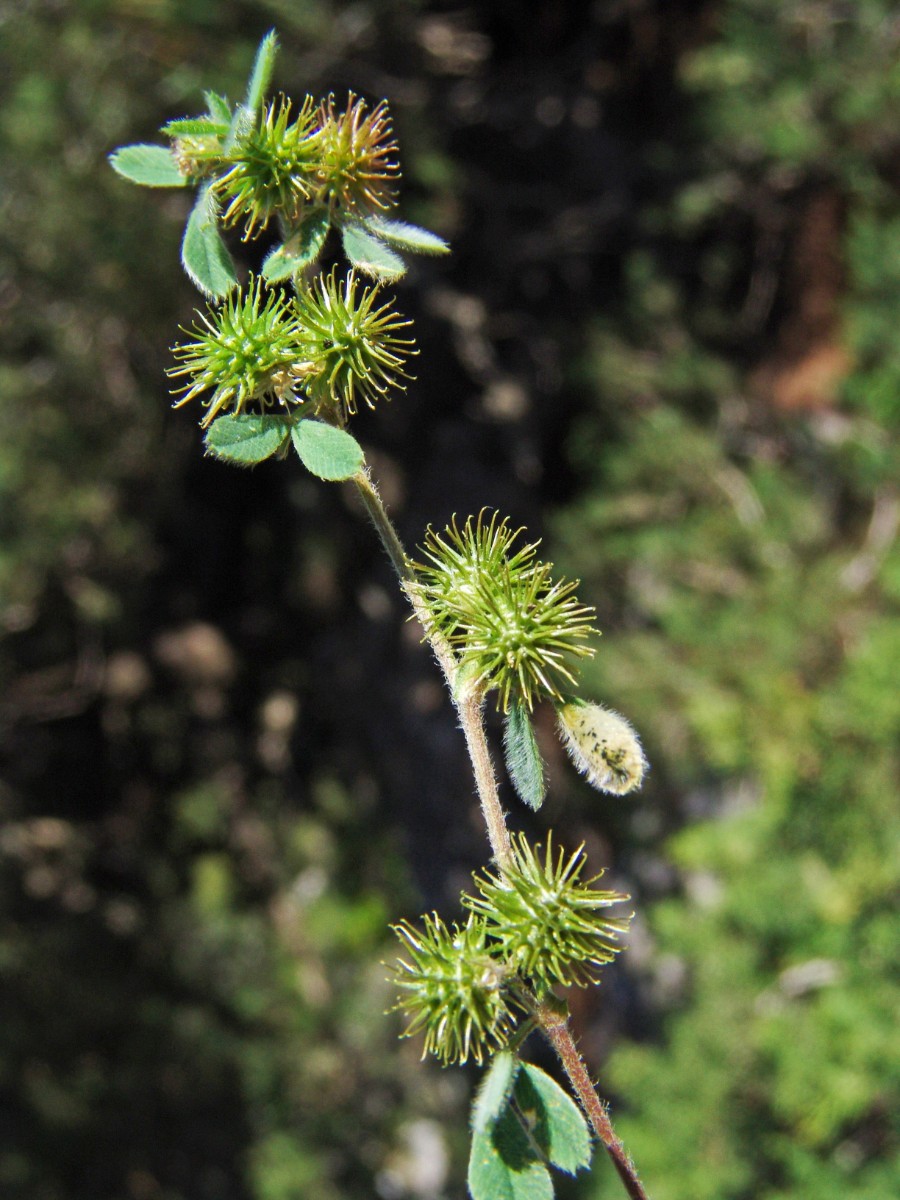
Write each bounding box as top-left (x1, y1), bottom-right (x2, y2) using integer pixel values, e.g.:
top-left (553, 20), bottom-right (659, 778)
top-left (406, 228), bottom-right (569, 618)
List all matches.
top-left (1, 2), bottom-right (898, 1198)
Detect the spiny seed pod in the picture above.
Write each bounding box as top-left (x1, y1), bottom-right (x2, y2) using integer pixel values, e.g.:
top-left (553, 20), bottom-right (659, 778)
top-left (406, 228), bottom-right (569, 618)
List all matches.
top-left (392, 914), bottom-right (518, 1065)
top-left (214, 95), bottom-right (319, 237)
top-left (415, 512), bottom-right (597, 712)
top-left (313, 93), bottom-right (400, 215)
top-left (293, 269), bottom-right (415, 421)
top-left (418, 511), bottom-right (540, 625)
top-left (556, 699), bottom-right (647, 795)
top-left (464, 833), bottom-right (631, 991)
top-left (169, 277), bottom-right (306, 427)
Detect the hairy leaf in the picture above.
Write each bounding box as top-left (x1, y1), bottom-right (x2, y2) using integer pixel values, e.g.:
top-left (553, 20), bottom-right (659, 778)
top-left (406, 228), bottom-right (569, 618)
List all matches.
top-left (342, 222), bottom-right (407, 281)
top-left (517, 1065), bottom-right (592, 1175)
top-left (161, 117), bottom-right (229, 137)
top-left (181, 185), bottom-right (238, 298)
top-left (243, 29), bottom-right (278, 114)
top-left (472, 1051), bottom-right (521, 1135)
top-left (263, 209), bottom-right (330, 282)
top-left (204, 414), bottom-right (291, 464)
top-left (469, 1104), bottom-right (553, 1200)
top-left (503, 702), bottom-right (547, 810)
top-left (203, 91), bottom-right (232, 124)
top-left (109, 144), bottom-right (188, 187)
top-left (291, 420), bottom-right (364, 480)
top-left (365, 216), bottom-right (450, 256)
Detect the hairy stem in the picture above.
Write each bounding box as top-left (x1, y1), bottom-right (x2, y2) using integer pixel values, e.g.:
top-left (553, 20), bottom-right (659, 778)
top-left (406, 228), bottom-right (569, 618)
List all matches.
top-left (352, 465), bottom-right (645, 1198)
top-left (353, 467), bottom-right (413, 582)
top-left (538, 1005), bottom-right (649, 1200)
top-left (455, 687), bottom-right (513, 869)
top-left (352, 469), bottom-right (513, 868)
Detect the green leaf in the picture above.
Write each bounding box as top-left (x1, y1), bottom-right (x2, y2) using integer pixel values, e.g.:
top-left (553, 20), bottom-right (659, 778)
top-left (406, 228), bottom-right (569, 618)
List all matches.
top-left (503, 702), bottom-right (547, 811)
top-left (341, 222), bottom-right (407, 281)
top-left (291, 420), bottom-right (364, 481)
top-left (472, 1052), bottom-right (521, 1135)
top-left (204, 91), bottom-right (232, 124)
top-left (364, 216), bottom-right (450, 256)
top-left (243, 29), bottom-right (278, 114)
top-left (161, 117), bottom-right (229, 137)
top-left (262, 209), bottom-right (330, 282)
top-left (468, 1106), bottom-right (553, 1200)
top-left (225, 104), bottom-right (255, 152)
top-left (468, 1058), bottom-right (591, 1198)
top-left (181, 184), bottom-right (238, 298)
top-left (108, 144), bottom-right (188, 187)
top-left (204, 414), bottom-right (291, 464)
top-left (516, 1065), bottom-right (592, 1176)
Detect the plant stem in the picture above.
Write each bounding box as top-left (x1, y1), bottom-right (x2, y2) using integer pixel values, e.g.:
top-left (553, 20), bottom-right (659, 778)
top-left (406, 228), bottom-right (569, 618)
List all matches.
top-left (351, 465), bottom-right (646, 1199)
top-left (351, 469), bottom-right (513, 868)
top-left (538, 1004), bottom-right (650, 1200)
top-left (455, 687), bottom-right (513, 869)
top-left (353, 467), bottom-right (413, 582)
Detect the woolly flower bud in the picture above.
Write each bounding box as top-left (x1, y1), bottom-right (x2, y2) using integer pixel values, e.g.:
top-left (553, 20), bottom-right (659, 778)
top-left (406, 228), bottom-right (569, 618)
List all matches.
top-left (391, 914), bottom-right (518, 1065)
top-left (464, 833), bottom-right (631, 991)
top-left (556, 700), bottom-right (647, 795)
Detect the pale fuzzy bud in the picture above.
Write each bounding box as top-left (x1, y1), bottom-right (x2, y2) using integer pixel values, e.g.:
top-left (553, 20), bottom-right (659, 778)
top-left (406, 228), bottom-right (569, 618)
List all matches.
top-left (556, 701), bottom-right (647, 795)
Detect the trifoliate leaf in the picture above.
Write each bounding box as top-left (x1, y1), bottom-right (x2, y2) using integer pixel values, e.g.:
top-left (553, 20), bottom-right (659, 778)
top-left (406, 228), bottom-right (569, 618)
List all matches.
top-left (243, 29), bottom-right (278, 114)
top-left (291, 419), bottom-right (364, 481)
top-left (364, 216), bottom-right (450, 256)
top-left (262, 208), bottom-right (330, 282)
top-left (342, 222), bottom-right (407, 281)
top-left (109, 144), bottom-right (188, 187)
top-left (204, 91), bottom-right (232, 124)
top-left (472, 1052), bottom-right (521, 1135)
top-left (181, 184), bottom-right (238, 298)
top-left (468, 1105), bottom-right (553, 1200)
top-left (161, 117), bottom-right (229, 137)
top-left (503, 702), bottom-right (547, 811)
top-left (204, 414), bottom-right (291, 464)
top-left (517, 1065), bottom-right (592, 1176)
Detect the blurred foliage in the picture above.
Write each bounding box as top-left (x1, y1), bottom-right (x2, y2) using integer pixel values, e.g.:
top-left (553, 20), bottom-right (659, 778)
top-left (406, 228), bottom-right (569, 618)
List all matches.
top-left (1, 4), bottom-right (465, 1199)
top-left (548, 3), bottom-right (900, 1198)
top-left (1, 1), bottom-right (898, 1199)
